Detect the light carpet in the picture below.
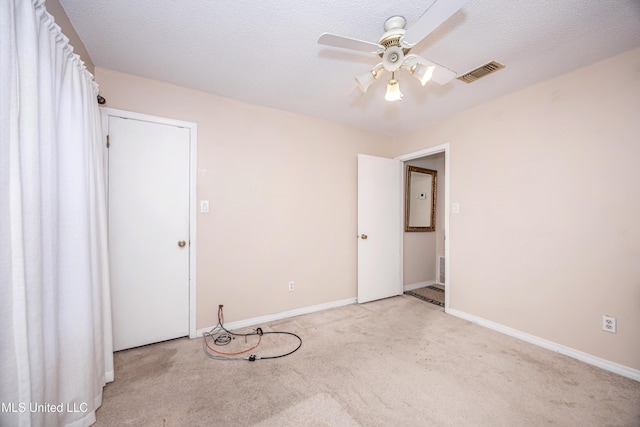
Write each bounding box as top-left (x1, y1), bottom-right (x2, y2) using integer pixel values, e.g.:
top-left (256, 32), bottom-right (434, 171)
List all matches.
top-left (94, 295), bottom-right (640, 426)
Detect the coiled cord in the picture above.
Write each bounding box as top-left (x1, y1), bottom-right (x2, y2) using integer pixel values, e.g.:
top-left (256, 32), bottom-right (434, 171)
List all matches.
top-left (202, 305), bottom-right (302, 362)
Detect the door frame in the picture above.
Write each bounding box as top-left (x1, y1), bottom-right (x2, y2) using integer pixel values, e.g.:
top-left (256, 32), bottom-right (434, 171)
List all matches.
top-left (101, 107), bottom-right (198, 339)
top-left (395, 143), bottom-right (451, 310)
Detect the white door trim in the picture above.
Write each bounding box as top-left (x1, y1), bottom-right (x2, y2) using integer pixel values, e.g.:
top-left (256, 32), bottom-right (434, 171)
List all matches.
top-left (100, 107), bottom-right (198, 339)
top-left (395, 143), bottom-right (450, 310)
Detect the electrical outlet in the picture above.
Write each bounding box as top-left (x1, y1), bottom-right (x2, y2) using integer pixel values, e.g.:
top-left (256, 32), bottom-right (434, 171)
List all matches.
top-left (602, 315), bottom-right (616, 333)
top-left (288, 281), bottom-right (295, 292)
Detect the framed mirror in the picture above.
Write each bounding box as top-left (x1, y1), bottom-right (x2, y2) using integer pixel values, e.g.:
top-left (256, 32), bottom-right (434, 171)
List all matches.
top-left (405, 165), bottom-right (437, 232)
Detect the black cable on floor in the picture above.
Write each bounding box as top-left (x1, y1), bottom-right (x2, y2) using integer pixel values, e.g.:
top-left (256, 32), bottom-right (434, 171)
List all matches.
top-left (254, 331), bottom-right (302, 360)
top-left (202, 305), bottom-right (302, 362)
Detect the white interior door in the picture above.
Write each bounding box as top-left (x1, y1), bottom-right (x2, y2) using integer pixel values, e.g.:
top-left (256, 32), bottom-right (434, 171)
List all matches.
top-left (108, 115), bottom-right (190, 351)
top-left (357, 154), bottom-right (402, 303)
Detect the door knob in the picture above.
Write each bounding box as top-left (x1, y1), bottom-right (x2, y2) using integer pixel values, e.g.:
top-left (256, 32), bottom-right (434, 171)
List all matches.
top-left (360, 234), bottom-right (368, 240)
top-left (178, 240), bottom-right (186, 247)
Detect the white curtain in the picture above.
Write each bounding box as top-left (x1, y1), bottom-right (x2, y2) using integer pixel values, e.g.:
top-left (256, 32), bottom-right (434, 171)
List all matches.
top-left (0, 1), bottom-right (114, 426)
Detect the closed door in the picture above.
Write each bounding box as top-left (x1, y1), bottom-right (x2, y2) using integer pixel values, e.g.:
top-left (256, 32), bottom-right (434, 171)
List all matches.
top-left (108, 115), bottom-right (190, 351)
top-left (357, 154), bottom-right (402, 303)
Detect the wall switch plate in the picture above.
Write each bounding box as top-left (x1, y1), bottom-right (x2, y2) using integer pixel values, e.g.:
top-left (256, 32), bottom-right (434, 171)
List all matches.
top-left (200, 200), bottom-right (209, 213)
top-left (288, 281), bottom-right (294, 292)
top-left (602, 315), bottom-right (616, 333)
top-left (452, 203), bottom-right (460, 214)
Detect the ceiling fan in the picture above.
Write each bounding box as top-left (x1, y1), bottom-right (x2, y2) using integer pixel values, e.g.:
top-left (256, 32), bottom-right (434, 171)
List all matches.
top-left (317, 0), bottom-right (468, 101)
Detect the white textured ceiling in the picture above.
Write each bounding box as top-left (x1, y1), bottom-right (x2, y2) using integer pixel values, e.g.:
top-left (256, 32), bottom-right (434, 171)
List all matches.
top-left (59, 0), bottom-right (640, 136)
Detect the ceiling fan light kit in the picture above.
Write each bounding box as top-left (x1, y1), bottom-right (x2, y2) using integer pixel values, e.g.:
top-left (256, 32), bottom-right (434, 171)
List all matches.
top-left (318, 0), bottom-right (468, 102)
top-left (385, 76), bottom-right (403, 102)
top-left (409, 63), bottom-right (435, 86)
top-left (355, 64), bottom-right (384, 93)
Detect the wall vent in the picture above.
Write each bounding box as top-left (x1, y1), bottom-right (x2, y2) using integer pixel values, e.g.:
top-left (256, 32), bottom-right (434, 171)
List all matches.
top-left (438, 256), bottom-right (446, 284)
top-left (457, 61), bottom-right (505, 83)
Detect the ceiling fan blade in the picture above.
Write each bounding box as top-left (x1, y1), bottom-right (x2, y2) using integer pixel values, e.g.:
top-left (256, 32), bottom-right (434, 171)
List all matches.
top-left (402, 0), bottom-right (468, 47)
top-left (418, 58), bottom-right (458, 85)
top-left (318, 33), bottom-right (384, 54)
top-left (430, 63), bottom-right (457, 85)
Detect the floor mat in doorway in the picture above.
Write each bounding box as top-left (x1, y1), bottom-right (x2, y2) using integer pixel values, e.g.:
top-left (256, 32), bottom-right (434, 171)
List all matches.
top-left (404, 285), bottom-right (444, 307)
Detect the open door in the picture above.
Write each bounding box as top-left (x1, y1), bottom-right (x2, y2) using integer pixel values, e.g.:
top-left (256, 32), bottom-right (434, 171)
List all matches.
top-left (107, 113), bottom-right (192, 351)
top-left (357, 154), bottom-right (402, 303)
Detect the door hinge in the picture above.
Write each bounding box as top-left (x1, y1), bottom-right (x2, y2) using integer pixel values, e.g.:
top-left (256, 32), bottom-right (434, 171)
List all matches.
top-left (106, 135), bottom-right (110, 148)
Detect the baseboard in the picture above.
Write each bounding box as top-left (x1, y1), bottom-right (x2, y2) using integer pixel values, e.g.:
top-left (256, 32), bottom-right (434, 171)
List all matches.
top-left (404, 280), bottom-right (437, 292)
top-left (447, 308), bottom-right (640, 383)
top-left (196, 297), bottom-right (357, 337)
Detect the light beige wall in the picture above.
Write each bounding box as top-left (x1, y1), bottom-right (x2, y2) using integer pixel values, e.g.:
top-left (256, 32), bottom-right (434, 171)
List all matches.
top-left (45, 0), bottom-right (94, 73)
top-left (403, 154), bottom-right (445, 286)
top-left (394, 48), bottom-right (640, 370)
top-left (94, 67), bottom-right (393, 328)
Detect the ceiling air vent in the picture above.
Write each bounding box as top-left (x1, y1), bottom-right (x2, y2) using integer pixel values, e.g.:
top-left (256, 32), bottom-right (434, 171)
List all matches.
top-left (457, 61), bottom-right (505, 83)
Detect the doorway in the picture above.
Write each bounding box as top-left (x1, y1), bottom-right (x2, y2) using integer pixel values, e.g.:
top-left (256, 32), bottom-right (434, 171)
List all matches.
top-left (102, 108), bottom-right (198, 350)
top-left (396, 144), bottom-right (450, 310)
